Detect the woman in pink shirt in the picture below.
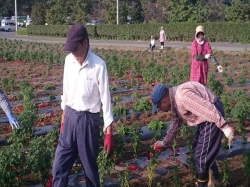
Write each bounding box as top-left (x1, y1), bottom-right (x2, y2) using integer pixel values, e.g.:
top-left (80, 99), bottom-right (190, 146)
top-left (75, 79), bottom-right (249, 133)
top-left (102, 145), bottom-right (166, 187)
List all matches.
top-left (159, 26), bottom-right (166, 50)
top-left (190, 26), bottom-right (223, 85)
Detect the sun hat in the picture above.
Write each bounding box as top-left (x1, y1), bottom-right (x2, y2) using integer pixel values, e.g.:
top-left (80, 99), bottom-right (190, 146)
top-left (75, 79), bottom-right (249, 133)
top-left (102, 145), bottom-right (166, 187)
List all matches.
top-left (195, 25), bottom-right (205, 37)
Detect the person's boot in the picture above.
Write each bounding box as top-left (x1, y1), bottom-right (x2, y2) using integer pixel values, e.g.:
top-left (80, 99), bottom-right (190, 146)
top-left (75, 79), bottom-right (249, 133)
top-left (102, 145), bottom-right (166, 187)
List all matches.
top-left (161, 46), bottom-right (163, 50)
top-left (195, 173), bottom-right (209, 187)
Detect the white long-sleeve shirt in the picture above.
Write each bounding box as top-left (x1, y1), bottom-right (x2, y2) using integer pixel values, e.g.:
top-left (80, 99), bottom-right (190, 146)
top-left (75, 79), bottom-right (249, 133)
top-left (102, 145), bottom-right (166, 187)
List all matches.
top-left (150, 39), bottom-right (155, 46)
top-left (61, 47), bottom-right (113, 132)
top-left (0, 88), bottom-right (12, 116)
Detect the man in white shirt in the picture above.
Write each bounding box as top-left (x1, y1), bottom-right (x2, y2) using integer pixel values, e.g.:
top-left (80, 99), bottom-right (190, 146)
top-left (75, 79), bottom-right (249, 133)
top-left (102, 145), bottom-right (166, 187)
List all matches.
top-left (52, 24), bottom-right (114, 187)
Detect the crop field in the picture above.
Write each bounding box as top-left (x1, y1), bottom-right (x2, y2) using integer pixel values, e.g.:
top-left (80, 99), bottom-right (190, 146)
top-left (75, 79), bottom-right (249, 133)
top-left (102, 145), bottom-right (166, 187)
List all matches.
top-left (0, 38), bottom-right (250, 186)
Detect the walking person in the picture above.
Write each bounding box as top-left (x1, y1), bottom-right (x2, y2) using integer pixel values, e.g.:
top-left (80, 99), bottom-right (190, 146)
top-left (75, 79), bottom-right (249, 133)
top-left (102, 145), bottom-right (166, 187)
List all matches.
top-left (0, 88), bottom-right (19, 129)
top-left (190, 25), bottom-right (223, 85)
top-left (149, 36), bottom-right (155, 51)
top-left (52, 24), bottom-right (114, 187)
top-left (151, 82), bottom-right (234, 187)
top-left (159, 26), bottom-right (166, 50)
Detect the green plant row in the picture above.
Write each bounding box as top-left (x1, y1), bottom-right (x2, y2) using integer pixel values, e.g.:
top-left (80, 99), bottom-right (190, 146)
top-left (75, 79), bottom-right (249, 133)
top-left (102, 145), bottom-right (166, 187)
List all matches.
top-left (27, 22), bottom-right (250, 43)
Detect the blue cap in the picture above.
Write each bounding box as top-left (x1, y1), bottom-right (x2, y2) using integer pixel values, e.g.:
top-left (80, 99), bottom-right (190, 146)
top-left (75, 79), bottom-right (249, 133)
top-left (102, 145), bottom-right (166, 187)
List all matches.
top-left (150, 83), bottom-right (167, 114)
top-left (63, 24), bottom-right (89, 52)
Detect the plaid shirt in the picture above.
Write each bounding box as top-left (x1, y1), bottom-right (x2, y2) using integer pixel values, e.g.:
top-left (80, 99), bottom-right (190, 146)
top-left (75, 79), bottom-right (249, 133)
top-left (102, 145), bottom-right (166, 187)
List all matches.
top-left (163, 81), bottom-right (226, 145)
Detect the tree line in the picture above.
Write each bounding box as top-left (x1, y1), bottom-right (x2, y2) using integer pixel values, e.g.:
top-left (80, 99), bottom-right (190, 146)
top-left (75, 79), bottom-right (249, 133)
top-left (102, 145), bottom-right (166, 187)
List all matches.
top-left (1, 0), bottom-right (250, 24)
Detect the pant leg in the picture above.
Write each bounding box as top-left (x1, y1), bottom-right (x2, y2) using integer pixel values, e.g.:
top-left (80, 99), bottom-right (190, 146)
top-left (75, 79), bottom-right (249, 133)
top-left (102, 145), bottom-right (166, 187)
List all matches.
top-left (210, 162), bottom-right (220, 178)
top-left (209, 99), bottom-right (225, 180)
top-left (195, 122), bottom-right (222, 183)
top-left (52, 107), bottom-right (78, 187)
top-left (77, 112), bottom-right (101, 187)
top-left (195, 99), bottom-right (224, 184)
top-left (193, 127), bottom-right (219, 176)
top-left (193, 126), bottom-right (199, 149)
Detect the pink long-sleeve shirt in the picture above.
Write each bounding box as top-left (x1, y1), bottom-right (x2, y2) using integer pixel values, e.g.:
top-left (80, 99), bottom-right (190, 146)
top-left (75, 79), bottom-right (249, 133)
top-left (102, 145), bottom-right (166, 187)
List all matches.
top-left (159, 30), bottom-right (166, 42)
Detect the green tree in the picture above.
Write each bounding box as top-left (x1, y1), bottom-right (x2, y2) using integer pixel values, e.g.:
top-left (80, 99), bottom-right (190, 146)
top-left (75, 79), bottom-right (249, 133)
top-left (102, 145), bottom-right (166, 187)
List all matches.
top-left (105, 0), bottom-right (117, 24)
top-left (119, 1), bottom-right (129, 24)
top-left (141, 0), bottom-right (168, 23)
top-left (225, 0), bottom-right (250, 22)
top-left (168, 0), bottom-right (194, 22)
top-left (31, 3), bottom-right (46, 24)
top-left (91, 0), bottom-right (106, 20)
top-left (140, 0), bottom-right (152, 23)
top-left (127, 0), bottom-right (143, 23)
top-left (45, 0), bottom-right (73, 24)
top-left (71, 0), bottom-right (91, 24)
top-left (0, 0), bottom-right (14, 16)
top-left (206, 0), bottom-right (227, 22)
top-left (188, 0), bottom-right (210, 22)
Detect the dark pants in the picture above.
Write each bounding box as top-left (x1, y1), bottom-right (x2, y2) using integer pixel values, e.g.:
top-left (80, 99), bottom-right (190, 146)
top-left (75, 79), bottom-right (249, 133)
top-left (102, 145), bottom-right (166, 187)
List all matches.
top-left (52, 106), bottom-right (101, 187)
top-left (193, 99), bottom-right (224, 184)
top-left (160, 42), bottom-right (164, 46)
top-left (149, 44), bottom-right (155, 51)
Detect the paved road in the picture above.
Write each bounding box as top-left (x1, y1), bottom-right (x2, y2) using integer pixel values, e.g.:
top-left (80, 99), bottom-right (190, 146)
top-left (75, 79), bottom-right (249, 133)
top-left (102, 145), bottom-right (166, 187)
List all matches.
top-left (0, 32), bottom-right (249, 51)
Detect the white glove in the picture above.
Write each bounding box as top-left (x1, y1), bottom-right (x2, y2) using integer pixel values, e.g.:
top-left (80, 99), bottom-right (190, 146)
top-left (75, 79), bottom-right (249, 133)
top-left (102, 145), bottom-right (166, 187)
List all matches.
top-left (7, 114), bottom-right (20, 130)
top-left (205, 54), bottom-right (211, 59)
top-left (217, 65), bottom-right (223, 73)
top-left (222, 126), bottom-right (234, 142)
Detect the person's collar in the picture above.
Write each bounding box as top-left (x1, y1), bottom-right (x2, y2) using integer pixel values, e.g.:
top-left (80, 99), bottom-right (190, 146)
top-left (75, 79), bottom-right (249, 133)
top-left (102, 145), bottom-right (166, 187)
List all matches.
top-left (169, 87), bottom-right (177, 114)
top-left (195, 38), bottom-right (205, 45)
top-left (82, 45), bottom-right (92, 66)
top-left (72, 45), bottom-right (92, 67)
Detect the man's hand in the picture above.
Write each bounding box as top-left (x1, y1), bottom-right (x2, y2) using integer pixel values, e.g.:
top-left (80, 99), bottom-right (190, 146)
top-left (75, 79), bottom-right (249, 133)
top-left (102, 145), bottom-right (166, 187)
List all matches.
top-left (217, 65), bottom-right (223, 73)
top-left (60, 110), bottom-right (65, 134)
top-left (60, 122), bottom-right (64, 134)
top-left (7, 114), bottom-right (19, 130)
top-left (153, 141), bottom-right (167, 152)
top-left (104, 134), bottom-right (114, 157)
top-left (222, 126), bottom-right (234, 143)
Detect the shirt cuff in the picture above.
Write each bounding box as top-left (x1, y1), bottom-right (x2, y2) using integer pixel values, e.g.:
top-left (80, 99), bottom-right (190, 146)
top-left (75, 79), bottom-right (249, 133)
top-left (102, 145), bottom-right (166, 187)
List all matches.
top-left (163, 135), bottom-right (170, 146)
top-left (5, 108), bottom-right (12, 115)
top-left (61, 95), bottom-right (66, 110)
top-left (103, 116), bottom-right (113, 133)
top-left (218, 118), bottom-right (227, 128)
top-left (220, 123), bottom-right (228, 131)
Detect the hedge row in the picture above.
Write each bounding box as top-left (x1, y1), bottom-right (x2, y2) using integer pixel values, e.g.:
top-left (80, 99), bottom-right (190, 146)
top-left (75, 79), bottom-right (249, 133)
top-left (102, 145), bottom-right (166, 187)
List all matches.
top-left (27, 23), bottom-right (250, 43)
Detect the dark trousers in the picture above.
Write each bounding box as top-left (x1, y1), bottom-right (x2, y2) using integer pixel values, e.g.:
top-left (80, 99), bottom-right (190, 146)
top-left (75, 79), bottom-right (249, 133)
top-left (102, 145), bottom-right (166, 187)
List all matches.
top-left (52, 106), bottom-right (101, 187)
top-left (193, 99), bottom-right (224, 183)
top-left (149, 44), bottom-right (155, 51)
